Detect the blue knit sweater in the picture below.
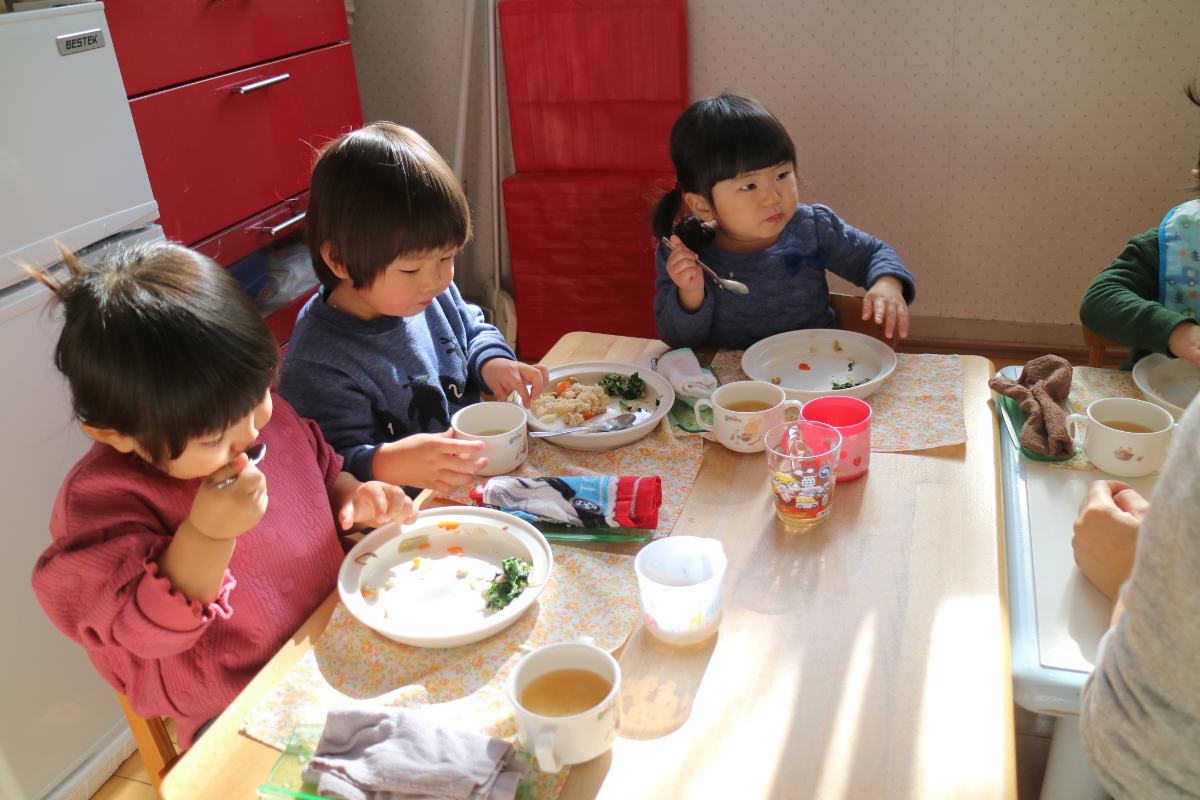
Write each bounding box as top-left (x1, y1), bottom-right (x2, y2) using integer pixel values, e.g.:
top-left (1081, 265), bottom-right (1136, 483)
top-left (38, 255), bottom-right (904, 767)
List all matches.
top-left (276, 284), bottom-right (514, 482)
top-left (654, 204), bottom-right (916, 350)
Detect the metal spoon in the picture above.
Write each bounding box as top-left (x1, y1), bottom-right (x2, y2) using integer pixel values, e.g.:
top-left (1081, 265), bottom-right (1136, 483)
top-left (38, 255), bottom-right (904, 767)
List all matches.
top-left (530, 413), bottom-right (638, 438)
top-left (660, 237), bottom-right (750, 295)
top-left (215, 442), bottom-right (266, 488)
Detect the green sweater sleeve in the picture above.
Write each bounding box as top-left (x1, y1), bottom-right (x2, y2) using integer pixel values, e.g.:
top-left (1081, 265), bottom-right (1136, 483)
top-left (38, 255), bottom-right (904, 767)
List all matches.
top-left (1079, 228), bottom-right (1196, 368)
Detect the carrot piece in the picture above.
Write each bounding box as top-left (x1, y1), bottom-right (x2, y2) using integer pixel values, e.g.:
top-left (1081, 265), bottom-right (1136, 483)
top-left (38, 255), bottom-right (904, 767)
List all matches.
top-left (418, 542), bottom-right (431, 550)
top-left (557, 381), bottom-right (571, 394)
top-left (799, 363), bottom-right (812, 370)
top-left (435, 521), bottom-right (461, 530)
top-left (448, 546), bottom-right (465, 556)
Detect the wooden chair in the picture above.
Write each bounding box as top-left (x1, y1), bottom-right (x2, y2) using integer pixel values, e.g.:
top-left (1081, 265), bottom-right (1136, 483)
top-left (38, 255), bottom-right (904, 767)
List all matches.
top-left (116, 692), bottom-right (178, 791)
top-left (1082, 325), bottom-right (1123, 368)
top-left (830, 292), bottom-right (896, 347)
top-left (90, 654), bottom-right (179, 792)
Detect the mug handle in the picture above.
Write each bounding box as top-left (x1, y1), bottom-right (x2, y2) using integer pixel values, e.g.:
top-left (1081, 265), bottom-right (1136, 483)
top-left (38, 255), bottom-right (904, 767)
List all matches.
top-left (780, 399), bottom-right (804, 423)
top-left (693, 399), bottom-right (714, 432)
top-left (535, 728), bottom-right (561, 773)
top-left (1064, 412), bottom-right (1089, 447)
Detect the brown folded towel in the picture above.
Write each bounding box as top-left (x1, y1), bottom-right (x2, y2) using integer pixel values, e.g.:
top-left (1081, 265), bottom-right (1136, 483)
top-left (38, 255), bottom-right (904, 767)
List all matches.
top-left (988, 355), bottom-right (1074, 457)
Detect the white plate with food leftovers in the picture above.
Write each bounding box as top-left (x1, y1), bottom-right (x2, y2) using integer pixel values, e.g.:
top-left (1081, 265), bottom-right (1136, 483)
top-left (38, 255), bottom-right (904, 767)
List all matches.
top-left (338, 506), bottom-right (553, 648)
top-left (741, 329), bottom-right (896, 402)
top-left (1132, 353), bottom-right (1200, 420)
top-left (526, 361), bottom-right (674, 450)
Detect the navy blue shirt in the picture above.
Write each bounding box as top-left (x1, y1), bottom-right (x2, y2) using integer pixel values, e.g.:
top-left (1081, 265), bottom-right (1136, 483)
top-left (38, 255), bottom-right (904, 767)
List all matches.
top-left (277, 283), bottom-right (514, 482)
top-left (654, 204), bottom-right (916, 350)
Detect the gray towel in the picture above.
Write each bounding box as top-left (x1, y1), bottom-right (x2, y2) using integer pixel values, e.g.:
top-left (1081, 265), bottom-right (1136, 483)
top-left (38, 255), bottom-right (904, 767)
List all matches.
top-left (301, 708), bottom-right (529, 800)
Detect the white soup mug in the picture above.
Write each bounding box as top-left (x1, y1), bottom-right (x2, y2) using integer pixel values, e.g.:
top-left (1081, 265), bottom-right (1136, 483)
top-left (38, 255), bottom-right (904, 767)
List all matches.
top-left (450, 402), bottom-right (528, 477)
top-left (693, 381), bottom-right (803, 453)
top-left (1065, 397), bottom-right (1175, 477)
top-left (506, 637), bottom-right (621, 773)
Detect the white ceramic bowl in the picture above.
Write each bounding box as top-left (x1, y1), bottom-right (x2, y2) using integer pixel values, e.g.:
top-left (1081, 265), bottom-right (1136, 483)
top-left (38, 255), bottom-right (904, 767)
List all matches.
top-left (741, 329), bottom-right (897, 402)
top-left (1132, 353), bottom-right (1200, 420)
top-left (339, 507), bottom-right (552, 648)
top-left (526, 361), bottom-right (674, 451)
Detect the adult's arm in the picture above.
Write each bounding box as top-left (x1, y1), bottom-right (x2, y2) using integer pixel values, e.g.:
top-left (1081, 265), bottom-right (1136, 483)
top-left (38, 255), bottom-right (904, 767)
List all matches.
top-left (1079, 399), bottom-right (1200, 798)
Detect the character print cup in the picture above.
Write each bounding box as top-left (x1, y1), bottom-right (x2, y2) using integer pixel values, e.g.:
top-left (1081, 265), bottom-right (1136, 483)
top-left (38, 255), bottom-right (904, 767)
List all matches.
top-left (764, 421), bottom-right (842, 527)
top-left (1065, 397), bottom-right (1175, 478)
top-left (506, 637), bottom-right (621, 773)
top-left (451, 401), bottom-right (528, 477)
top-left (800, 395), bottom-right (872, 481)
top-left (634, 536), bottom-right (727, 646)
top-left (693, 381), bottom-right (804, 453)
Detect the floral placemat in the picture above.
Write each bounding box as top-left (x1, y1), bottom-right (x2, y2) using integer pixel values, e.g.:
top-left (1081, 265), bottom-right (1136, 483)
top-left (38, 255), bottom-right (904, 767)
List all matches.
top-left (241, 544), bottom-right (641, 798)
top-left (1051, 366), bottom-right (1144, 471)
top-left (447, 420), bottom-right (703, 538)
top-left (708, 350), bottom-right (967, 451)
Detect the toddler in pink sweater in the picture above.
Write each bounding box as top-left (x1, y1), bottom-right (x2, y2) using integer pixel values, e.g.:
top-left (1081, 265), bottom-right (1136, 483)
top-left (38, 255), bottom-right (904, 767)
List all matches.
top-left (29, 242), bottom-right (418, 749)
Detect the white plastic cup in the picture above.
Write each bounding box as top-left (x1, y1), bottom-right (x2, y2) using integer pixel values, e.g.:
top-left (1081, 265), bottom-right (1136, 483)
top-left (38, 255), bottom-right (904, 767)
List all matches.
top-left (634, 536), bottom-right (727, 645)
top-left (450, 401), bottom-right (528, 476)
top-left (506, 637), bottom-right (621, 773)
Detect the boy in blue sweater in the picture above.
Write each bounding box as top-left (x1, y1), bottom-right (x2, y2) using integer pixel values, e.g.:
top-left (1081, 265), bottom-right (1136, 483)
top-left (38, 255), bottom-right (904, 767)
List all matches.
top-left (278, 123), bottom-right (547, 493)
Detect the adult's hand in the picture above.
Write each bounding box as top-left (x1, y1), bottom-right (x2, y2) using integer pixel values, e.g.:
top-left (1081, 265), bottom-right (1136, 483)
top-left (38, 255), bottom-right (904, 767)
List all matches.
top-left (1072, 480), bottom-right (1147, 601)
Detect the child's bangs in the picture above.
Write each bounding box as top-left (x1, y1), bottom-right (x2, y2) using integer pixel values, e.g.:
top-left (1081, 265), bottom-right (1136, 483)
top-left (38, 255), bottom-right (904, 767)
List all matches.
top-left (708, 116), bottom-right (797, 186)
top-left (382, 185), bottom-right (470, 263)
top-left (111, 310), bottom-right (277, 464)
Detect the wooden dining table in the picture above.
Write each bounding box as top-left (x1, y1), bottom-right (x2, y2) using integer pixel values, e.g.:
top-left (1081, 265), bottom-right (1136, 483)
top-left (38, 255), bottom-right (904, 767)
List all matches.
top-left (161, 332), bottom-right (1014, 800)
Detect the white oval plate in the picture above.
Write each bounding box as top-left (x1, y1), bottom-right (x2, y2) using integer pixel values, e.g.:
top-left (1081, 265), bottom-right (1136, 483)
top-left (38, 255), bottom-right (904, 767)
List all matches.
top-left (339, 507), bottom-right (552, 648)
top-left (1132, 353), bottom-right (1200, 420)
top-left (526, 361), bottom-right (674, 451)
top-left (741, 329), bottom-right (897, 402)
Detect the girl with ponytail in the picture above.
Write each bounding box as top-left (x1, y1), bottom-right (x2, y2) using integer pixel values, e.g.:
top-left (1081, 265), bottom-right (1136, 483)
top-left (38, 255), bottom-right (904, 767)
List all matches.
top-left (651, 92), bottom-right (915, 350)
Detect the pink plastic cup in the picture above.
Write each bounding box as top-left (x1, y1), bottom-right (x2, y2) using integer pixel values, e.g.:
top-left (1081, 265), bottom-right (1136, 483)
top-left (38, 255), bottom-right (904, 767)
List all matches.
top-left (800, 396), bottom-right (873, 481)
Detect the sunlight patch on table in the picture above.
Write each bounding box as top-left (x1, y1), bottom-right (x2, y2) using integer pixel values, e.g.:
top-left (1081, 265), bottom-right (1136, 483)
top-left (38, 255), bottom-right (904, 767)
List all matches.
top-left (910, 596), bottom-right (1006, 796)
top-left (675, 639), bottom-right (805, 798)
top-left (812, 611), bottom-right (877, 800)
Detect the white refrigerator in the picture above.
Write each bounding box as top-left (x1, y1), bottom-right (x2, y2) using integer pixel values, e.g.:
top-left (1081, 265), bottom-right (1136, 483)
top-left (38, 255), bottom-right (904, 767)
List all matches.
top-left (0, 4), bottom-right (164, 799)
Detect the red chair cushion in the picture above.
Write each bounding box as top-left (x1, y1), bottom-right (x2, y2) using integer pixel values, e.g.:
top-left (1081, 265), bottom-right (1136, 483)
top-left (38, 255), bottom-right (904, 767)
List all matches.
top-left (499, 0), bottom-right (688, 173)
top-left (502, 171), bottom-right (671, 359)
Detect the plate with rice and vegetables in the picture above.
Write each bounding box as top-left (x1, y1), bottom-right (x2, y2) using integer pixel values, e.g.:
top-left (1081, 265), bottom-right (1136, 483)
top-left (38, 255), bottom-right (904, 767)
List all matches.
top-left (526, 361), bottom-right (675, 450)
top-left (338, 507), bottom-right (552, 648)
top-left (741, 329), bottom-right (896, 402)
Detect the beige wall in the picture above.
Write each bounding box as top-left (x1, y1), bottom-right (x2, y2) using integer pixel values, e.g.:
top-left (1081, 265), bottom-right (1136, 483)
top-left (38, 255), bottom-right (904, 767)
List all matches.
top-left (349, 0), bottom-right (1200, 345)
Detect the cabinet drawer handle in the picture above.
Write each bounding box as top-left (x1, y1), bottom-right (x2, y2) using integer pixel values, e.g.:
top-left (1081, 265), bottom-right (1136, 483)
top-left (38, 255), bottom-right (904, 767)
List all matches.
top-left (259, 212), bottom-right (306, 237)
top-left (232, 74), bottom-right (290, 94)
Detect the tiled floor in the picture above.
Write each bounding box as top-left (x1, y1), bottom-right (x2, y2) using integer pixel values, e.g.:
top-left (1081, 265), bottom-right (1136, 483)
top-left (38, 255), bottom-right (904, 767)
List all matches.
top-left (90, 718), bottom-right (176, 800)
top-left (86, 349), bottom-right (1087, 800)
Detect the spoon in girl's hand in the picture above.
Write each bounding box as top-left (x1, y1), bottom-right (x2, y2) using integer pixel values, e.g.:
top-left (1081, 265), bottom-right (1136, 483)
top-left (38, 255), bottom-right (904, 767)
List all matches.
top-left (660, 237), bottom-right (750, 295)
top-left (215, 443), bottom-right (266, 489)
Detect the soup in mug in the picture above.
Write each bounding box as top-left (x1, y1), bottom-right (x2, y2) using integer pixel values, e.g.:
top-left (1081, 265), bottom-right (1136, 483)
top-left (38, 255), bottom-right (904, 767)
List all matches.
top-left (520, 668), bottom-right (612, 717)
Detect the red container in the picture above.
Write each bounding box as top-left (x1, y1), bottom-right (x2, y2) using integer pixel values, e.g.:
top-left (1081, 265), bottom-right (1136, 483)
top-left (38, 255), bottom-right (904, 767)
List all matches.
top-left (105, 0), bottom-right (349, 97)
top-left (503, 171), bottom-right (669, 358)
top-left (129, 43), bottom-right (362, 246)
top-left (499, 0), bottom-right (688, 173)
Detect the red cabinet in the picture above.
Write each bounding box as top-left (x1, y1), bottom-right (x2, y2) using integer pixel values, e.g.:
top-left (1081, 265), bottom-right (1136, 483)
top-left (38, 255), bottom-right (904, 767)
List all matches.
top-left (104, 0), bottom-right (349, 97)
top-left (130, 44), bottom-right (360, 247)
top-left (105, 0), bottom-right (363, 343)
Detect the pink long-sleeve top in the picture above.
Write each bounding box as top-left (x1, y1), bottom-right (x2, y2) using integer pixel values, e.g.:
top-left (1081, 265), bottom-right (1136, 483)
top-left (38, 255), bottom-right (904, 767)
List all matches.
top-left (32, 395), bottom-right (345, 748)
